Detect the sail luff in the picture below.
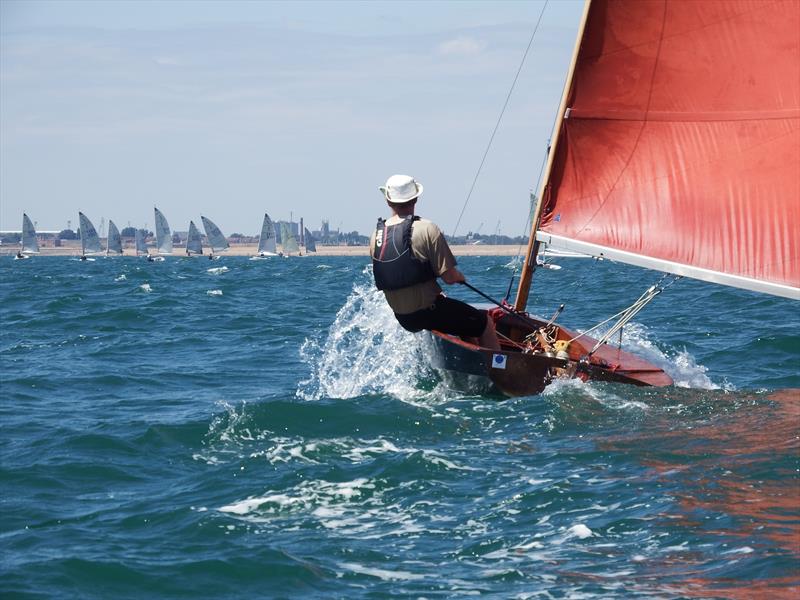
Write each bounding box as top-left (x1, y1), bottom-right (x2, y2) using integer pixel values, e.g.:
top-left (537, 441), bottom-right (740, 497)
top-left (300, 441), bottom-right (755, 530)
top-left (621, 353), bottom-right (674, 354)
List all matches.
top-left (21, 213), bottom-right (39, 254)
top-left (154, 207), bottom-right (173, 255)
top-left (201, 216), bottom-right (229, 254)
top-left (514, 0), bottom-right (593, 312)
top-left (106, 220), bottom-right (123, 255)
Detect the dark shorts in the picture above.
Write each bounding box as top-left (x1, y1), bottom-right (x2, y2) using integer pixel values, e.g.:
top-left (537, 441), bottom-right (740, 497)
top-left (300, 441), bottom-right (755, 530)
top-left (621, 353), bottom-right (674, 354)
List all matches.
top-left (395, 294), bottom-right (487, 338)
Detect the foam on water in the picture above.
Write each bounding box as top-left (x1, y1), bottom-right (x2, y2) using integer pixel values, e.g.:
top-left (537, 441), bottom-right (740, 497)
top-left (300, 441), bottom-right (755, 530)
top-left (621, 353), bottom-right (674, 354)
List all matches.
top-left (542, 378), bottom-right (650, 411)
top-left (207, 266), bottom-right (228, 275)
top-left (207, 289), bottom-right (223, 296)
top-left (336, 562), bottom-right (425, 582)
top-left (596, 321), bottom-right (721, 390)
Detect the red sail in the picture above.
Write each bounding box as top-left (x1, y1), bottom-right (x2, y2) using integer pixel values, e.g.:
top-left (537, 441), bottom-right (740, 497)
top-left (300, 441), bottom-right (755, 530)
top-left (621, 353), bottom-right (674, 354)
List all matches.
top-left (537, 0), bottom-right (800, 299)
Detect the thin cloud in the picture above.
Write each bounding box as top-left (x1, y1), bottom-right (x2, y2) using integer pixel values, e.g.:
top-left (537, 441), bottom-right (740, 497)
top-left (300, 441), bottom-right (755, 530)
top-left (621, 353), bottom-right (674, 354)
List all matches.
top-left (153, 56), bottom-right (182, 66)
top-left (438, 36), bottom-right (486, 56)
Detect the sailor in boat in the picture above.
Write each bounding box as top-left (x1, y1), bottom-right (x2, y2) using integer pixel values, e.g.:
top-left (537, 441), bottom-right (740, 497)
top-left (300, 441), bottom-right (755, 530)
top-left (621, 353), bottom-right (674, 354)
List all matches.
top-left (16, 251), bottom-right (24, 260)
top-left (371, 174), bottom-right (500, 350)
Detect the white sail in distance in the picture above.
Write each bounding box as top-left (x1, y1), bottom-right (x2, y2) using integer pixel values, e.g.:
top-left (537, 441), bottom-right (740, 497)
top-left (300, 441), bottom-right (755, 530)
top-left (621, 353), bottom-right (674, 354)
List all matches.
top-left (21, 214), bottom-right (39, 254)
top-left (258, 213), bottom-right (277, 255)
top-left (201, 216), bottom-right (229, 254)
top-left (304, 227), bottom-right (316, 253)
top-left (281, 223), bottom-right (299, 254)
top-left (186, 221), bottom-right (203, 255)
top-left (78, 212), bottom-right (102, 256)
top-left (106, 220), bottom-right (123, 255)
top-left (135, 229), bottom-right (148, 256)
top-left (154, 207), bottom-right (173, 255)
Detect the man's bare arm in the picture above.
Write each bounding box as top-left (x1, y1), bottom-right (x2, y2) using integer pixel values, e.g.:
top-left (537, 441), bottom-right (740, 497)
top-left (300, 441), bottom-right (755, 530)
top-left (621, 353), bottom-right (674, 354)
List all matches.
top-left (441, 267), bottom-right (466, 284)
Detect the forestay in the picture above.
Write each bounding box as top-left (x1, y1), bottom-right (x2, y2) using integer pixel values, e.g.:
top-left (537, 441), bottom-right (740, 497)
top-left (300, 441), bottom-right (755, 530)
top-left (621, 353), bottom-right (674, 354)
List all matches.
top-left (529, 0), bottom-right (799, 301)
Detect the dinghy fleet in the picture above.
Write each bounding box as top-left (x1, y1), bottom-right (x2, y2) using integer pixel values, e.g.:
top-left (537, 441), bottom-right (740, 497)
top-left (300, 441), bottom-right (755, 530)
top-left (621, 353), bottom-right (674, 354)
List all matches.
top-left (12, 207), bottom-right (316, 260)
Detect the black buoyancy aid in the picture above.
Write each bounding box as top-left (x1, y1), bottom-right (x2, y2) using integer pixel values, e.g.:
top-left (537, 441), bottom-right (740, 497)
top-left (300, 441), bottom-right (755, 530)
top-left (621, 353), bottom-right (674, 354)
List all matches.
top-left (372, 216), bottom-right (436, 291)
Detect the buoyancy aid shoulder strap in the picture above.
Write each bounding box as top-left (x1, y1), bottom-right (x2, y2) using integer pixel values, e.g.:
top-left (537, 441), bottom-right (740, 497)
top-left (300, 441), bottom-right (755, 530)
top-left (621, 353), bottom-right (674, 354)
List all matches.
top-left (372, 217), bottom-right (387, 259)
top-left (401, 215), bottom-right (421, 250)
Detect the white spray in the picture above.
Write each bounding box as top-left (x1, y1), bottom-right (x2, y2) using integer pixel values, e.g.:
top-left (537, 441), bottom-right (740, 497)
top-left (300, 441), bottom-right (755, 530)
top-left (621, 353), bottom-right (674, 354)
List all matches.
top-left (298, 267), bottom-right (435, 401)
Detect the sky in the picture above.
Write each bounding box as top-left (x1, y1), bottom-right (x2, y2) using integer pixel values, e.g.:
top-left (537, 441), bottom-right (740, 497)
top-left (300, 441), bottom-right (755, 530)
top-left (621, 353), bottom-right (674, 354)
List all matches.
top-left (1, 0), bottom-right (583, 238)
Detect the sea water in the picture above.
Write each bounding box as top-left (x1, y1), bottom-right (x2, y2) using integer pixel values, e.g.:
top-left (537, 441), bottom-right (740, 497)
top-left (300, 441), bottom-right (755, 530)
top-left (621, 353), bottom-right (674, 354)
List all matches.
top-left (1, 255), bottom-right (798, 599)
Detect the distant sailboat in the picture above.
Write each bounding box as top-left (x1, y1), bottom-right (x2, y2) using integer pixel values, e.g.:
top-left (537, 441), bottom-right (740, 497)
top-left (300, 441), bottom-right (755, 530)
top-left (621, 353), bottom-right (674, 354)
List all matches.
top-left (134, 228), bottom-right (151, 259)
top-left (106, 220), bottom-right (123, 256)
top-left (153, 207), bottom-right (172, 259)
top-left (303, 227), bottom-right (317, 253)
top-left (251, 213), bottom-right (279, 259)
top-left (78, 212), bottom-right (102, 260)
top-left (201, 216), bottom-right (229, 260)
top-left (280, 223), bottom-right (300, 256)
top-left (186, 221), bottom-right (204, 257)
top-left (15, 213), bottom-right (39, 259)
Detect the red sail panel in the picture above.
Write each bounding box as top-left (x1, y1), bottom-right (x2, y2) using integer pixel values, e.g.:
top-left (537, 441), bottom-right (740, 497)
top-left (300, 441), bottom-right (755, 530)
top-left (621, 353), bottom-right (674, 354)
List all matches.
top-left (538, 0), bottom-right (800, 298)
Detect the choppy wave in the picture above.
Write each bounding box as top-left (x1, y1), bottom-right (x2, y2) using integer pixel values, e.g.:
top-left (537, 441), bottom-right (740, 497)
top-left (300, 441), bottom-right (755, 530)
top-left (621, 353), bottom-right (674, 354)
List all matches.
top-left (1, 255), bottom-right (797, 599)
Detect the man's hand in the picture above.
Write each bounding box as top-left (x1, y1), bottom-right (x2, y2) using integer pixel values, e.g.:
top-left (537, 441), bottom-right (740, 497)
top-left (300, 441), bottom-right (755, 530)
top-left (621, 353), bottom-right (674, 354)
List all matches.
top-left (441, 267), bottom-right (466, 285)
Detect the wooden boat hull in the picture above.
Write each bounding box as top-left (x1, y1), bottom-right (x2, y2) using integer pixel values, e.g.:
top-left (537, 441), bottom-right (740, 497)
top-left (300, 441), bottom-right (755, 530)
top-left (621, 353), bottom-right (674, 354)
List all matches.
top-left (429, 311), bottom-right (673, 397)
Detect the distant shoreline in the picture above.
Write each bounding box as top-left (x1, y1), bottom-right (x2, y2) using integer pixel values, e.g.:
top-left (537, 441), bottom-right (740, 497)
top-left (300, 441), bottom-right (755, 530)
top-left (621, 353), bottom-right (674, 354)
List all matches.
top-left (1, 243), bottom-right (523, 257)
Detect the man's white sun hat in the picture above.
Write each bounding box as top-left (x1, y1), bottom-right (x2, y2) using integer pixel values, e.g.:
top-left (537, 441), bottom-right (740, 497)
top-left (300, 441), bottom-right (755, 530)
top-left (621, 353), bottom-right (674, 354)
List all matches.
top-left (379, 174), bottom-right (423, 204)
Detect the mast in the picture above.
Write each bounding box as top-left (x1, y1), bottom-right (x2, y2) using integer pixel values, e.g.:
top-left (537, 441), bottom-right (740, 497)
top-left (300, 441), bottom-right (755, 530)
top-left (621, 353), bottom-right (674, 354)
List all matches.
top-left (514, 0), bottom-right (593, 312)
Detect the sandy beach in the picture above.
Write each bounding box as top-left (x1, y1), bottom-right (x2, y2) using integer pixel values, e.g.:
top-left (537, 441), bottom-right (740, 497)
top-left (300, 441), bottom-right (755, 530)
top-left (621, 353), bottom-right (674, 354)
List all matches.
top-left (1, 242), bottom-right (523, 257)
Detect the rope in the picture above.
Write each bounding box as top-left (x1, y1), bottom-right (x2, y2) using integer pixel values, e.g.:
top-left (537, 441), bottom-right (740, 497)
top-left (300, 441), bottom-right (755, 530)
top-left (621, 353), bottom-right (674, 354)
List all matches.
top-left (451, 0), bottom-right (550, 239)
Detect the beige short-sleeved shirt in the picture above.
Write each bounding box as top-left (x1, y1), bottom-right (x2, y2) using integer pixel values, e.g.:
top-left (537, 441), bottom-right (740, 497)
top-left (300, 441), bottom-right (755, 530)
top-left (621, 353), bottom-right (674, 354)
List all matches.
top-left (369, 215), bottom-right (457, 315)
